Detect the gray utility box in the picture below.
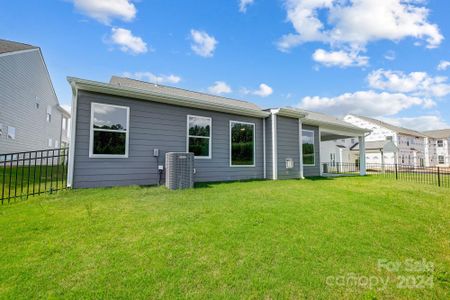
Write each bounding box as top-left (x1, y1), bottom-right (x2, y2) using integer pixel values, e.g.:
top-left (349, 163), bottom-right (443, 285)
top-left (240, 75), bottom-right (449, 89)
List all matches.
top-left (165, 152), bottom-right (194, 190)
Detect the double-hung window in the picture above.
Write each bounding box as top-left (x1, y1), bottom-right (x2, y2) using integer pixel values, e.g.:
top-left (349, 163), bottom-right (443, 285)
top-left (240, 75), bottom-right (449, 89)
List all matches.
top-left (302, 130), bottom-right (315, 166)
top-left (187, 115), bottom-right (211, 158)
top-left (90, 103), bottom-right (130, 158)
top-left (437, 140), bottom-right (444, 147)
top-left (46, 105), bottom-right (52, 123)
top-left (438, 155), bottom-right (445, 164)
top-left (230, 121), bottom-right (255, 167)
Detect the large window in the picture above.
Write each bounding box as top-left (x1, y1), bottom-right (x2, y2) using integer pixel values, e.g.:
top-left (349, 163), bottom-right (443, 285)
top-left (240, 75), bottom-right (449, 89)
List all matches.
top-left (302, 130), bottom-right (315, 166)
top-left (187, 115), bottom-right (212, 158)
top-left (437, 140), bottom-right (444, 147)
top-left (90, 103), bottom-right (129, 158)
top-left (230, 121), bottom-right (255, 166)
top-left (7, 126), bottom-right (16, 140)
top-left (438, 155), bottom-right (445, 164)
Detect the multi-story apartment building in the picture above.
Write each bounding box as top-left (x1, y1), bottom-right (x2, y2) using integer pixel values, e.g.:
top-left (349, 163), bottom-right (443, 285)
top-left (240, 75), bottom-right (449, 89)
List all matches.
top-left (0, 39), bottom-right (70, 155)
top-left (343, 115), bottom-right (428, 167)
top-left (423, 129), bottom-right (450, 167)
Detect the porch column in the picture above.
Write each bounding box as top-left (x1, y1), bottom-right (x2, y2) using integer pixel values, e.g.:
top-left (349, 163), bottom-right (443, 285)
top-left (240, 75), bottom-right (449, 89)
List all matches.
top-left (359, 135), bottom-right (366, 176)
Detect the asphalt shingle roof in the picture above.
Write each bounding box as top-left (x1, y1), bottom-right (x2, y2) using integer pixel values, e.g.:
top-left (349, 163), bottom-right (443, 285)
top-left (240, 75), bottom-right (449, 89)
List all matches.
top-left (298, 109), bottom-right (368, 132)
top-left (350, 115), bottom-right (427, 137)
top-left (110, 76), bottom-right (262, 111)
top-left (423, 129), bottom-right (450, 139)
top-left (0, 39), bottom-right (37, 55)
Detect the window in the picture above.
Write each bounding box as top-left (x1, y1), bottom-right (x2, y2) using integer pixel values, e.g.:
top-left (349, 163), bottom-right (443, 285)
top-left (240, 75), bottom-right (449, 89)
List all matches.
top-left (438, 155), bottom-right (445, 164)
top-left (437, 140), bottom-right (444, 147)
top-left (35, 96), bottom-right (40, 109)
top-left (187, 115), bottom-right (211, 158)
top-left (48, 138), bottom-right (52, 147)
top-left (55, 140), bottom-right (59, 148)
top-left (62, 117), bottom-right (67, 130)
top-left (230, 121), bottom-right (255, 166)
top-left (386, 136), bottom-right (393, 141)
top-left (46, 105), bottom-right (52, 123)
top-left (7, 126), bottom-right (16, 139)
top-left (0, 123), bottom-right (3, 137)
top-left (302, 130), bottom-right (315, 166)
top-left (90, 103), bottom-right (129, 158)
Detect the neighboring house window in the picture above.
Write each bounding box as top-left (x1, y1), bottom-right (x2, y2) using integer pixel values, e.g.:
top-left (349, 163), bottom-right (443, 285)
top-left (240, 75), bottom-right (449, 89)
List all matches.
top-left (438, 155), bottom-right (445, 164)
top-left (46, 105), bottom-right (52, 123)
top-left (7, 126), bottom-right (16, 140)
top-left (55, 140), bottom-right (59, 148)
top-left (90, 102), bottom-right (129, 158)
top-left (187, 115), bottom-right (212, 158)
top-left (302, 130), bottom-right (315, 166)
top-left (48, 138), bottom-right (52, 147)
top-left (62, 117), bottom-right (67, 130)
top-left (0, 123), bottom-right (3, 137)
top-left (230, 121), bottom-right (255, 166)
top-left (437, 140), bottom-right (443, 147)
top-left (386, 136), bottom-right (393, 141)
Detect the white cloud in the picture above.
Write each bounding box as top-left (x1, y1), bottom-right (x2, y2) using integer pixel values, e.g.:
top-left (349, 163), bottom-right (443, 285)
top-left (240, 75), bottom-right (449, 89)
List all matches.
top-left (239, 0), bottom-right (255, 13)
top-left (368, 69), bottom-right (450, 97)
top-left (379, 116), bottom-right (450, 131)
top-left (297, 90), bottom-right (431, 117)
top-left (437, 60), bottom-right (450, 71)
top-left (312, 48), bottom-right (368, 67)
top-left (110, 27), bottom-right (148, 54)
top-left (243, 83), bottom-right (273, 97)
top-left (384, 50), bottom-right (396, 61)
top-left (190, 29), bottom-right (218, 57)
top-left (72, 0), bottom-right (136, 24)
top-left (208, 81), bottom-right (232, 95)
top-left (278, 0), bottom-right (443, 52)
top-left (122, 72), bottom-right (181, 84)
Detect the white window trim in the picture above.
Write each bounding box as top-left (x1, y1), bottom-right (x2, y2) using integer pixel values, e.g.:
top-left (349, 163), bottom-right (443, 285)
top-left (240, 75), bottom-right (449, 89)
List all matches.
top-left (229, 120), bottom-right (256, 168)
top-left (186, 115), bottom-right (212, 159)
top-left (89, 102), bottom-right (130, 159)
top-left (302, 129), bottom-right (316, 167)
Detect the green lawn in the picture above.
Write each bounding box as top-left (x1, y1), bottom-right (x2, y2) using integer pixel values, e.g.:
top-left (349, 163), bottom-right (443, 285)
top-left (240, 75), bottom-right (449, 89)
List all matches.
top-left (0, 176), bottom-right (448, 299)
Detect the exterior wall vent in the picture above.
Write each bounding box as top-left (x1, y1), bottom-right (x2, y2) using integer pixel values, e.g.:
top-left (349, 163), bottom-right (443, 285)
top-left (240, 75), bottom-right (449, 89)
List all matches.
top-left (165, 152), bottom-right (194, 190)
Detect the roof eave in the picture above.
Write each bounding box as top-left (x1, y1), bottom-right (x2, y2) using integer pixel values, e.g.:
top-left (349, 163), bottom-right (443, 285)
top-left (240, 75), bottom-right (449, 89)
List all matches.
top-left (68, 77), bottom-right (270, 118)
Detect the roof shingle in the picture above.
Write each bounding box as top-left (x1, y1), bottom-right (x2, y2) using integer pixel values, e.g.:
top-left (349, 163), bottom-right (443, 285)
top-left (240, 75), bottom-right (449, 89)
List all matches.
top-left (0, 39), bottom-right (37, 55)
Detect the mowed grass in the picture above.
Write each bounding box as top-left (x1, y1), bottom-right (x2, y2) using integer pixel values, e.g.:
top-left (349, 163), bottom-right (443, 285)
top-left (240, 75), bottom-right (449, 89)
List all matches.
top-left (0, 177), bottom-right (449, 299)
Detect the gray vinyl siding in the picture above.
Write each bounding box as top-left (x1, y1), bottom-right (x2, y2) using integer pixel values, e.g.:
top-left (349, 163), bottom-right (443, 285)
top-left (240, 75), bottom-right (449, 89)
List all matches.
top-left (303, 124), bottom-right (320, 177)
top-left (0, 50), bottom-right (63, 154)
top-left (277, 116), bottom-right (301, 179)
top-left (73, 91), bottom-right (264, 188)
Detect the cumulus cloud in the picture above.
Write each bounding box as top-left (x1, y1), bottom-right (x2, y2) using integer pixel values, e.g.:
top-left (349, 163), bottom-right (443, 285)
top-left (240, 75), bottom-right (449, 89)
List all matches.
top-left (72, 0), bottom-right (136, 24)
top-left (122, 72), bottom-right (181, 84)
top-left (278, 0), bottom-right (443, 52)
top-left (110, 27), bottom-right (148, 54)
top-left (239, 0), bottom-right (255, 13)
top-left (208, 81), bottom-right (232, 95)
top-left (243, 83), bottom-right (273, 97)
top-left (379, 115), bottom-right (450, 131)
top-left (190, 29), bottom-right (218, 57)
top-left (437, 60), bottom-right (450, 71)
top-left (368, 69), bottom-right (450, 97)
top-left (312, 48), bottom-right (368, 67)
top-left (297, 90), bottom-right (431, 117)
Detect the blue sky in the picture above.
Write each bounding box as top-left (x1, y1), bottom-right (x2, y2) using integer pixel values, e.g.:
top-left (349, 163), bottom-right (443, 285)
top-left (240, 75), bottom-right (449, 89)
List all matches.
top-left (1, 0), bottom-right (449, 131)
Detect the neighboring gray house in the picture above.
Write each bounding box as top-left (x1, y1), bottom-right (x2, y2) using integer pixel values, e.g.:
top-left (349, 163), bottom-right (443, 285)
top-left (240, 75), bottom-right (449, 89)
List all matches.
top-left (67, 76), bottom-right (368, 188)
top-left (0, 39), bottom-right (70, 155)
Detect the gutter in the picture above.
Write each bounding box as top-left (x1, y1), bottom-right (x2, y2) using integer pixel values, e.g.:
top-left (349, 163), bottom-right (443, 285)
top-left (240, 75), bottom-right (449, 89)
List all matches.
top-left (66, 81), bottom-right (78, 188)
top-left (67, 77), bottom-right (270, 119)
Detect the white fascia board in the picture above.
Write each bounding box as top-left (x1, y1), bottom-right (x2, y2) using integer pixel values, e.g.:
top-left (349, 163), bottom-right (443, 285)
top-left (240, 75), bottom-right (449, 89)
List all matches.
top-left (67, 77), bottom-right (270, 118)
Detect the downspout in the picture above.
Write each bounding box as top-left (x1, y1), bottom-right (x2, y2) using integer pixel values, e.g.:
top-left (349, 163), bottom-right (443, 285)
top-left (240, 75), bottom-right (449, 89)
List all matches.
top-left (298, 119), bottom-right (304, 179)
top-left (271, 113), bottom-right (278, 180)
top-left (263, 118), bottom-right (266, 179)
top-left (66, 83), bottom-right (78, 188)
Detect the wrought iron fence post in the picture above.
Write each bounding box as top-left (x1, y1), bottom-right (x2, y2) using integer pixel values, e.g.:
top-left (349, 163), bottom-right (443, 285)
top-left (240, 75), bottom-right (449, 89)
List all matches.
top-left (395, 163), bottom-right (398, 180)
top-left (437, 167), bottom-right (441, 187)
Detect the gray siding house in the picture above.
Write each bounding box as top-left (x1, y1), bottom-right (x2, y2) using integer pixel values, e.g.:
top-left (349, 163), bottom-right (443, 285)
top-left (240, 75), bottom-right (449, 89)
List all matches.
top-left (0, 39), bottom-right (70, 155)
top-left (67, 76), bottom-right (368, 188)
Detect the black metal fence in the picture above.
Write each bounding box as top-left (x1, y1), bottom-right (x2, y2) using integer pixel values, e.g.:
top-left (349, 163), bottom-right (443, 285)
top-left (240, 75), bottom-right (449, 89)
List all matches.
top-left (1, 148), bottom-right (68, 204)
top-left (323, 162), bottom-right (450, 188)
